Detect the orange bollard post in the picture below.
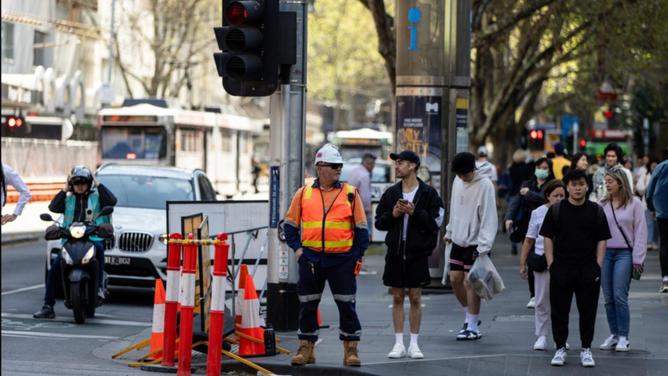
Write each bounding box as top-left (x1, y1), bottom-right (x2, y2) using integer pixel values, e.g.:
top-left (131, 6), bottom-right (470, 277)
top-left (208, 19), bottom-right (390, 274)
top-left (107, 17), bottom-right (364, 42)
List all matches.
top-left (206, 233), bottom-right (229, 376)
top-left (162, 233), bottom-right (182, 367)
top-left (177, 234), bottom-right (197, 376)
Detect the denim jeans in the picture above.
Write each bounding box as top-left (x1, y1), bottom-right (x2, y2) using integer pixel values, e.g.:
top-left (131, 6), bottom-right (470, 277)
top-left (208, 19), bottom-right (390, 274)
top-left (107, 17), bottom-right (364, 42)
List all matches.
top-left (601, 248), bottom-right (632, 337)
top-left (646, 209), bottom-right (659, 246)
top-left (44, 240), bottom-right (105, 306)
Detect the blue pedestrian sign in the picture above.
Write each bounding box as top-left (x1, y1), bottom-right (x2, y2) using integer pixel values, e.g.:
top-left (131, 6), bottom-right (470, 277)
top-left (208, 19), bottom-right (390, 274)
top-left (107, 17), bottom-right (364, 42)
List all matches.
top-left (407, 7), bottom-right (422, 51)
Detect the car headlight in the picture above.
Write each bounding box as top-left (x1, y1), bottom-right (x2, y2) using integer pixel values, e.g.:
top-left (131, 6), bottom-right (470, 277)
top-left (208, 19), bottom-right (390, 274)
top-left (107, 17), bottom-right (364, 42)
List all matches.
top-left (82, 245), bottom-right (96, 264)
top-left (62, 249), bottom-right (74, 265)
top-left (70, 224), bottom-right (86, 239)
top-left (158, 233), bottom-right (169, 245)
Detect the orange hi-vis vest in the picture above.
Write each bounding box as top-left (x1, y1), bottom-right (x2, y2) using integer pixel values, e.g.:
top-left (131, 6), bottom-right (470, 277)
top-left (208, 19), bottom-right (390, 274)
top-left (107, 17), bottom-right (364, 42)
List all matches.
top-left (300, 183), bottom-right (355, 253)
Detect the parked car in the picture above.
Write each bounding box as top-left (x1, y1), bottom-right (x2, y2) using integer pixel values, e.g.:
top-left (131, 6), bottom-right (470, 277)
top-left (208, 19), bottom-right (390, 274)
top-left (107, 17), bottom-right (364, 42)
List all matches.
top-left (46, 164), bottom-right (218, 288)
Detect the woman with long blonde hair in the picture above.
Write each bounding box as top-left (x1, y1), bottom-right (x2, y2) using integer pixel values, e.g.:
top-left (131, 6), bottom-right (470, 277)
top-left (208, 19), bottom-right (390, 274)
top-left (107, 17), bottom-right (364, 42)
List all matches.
top-left (598, 167), bottom-right (647, 352)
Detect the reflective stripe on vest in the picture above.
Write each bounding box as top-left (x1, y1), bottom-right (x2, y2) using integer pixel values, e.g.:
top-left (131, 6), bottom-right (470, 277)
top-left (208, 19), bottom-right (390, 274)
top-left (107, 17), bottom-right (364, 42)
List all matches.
top-left (300, 183), bottom-right (355, 253)
top-left (64, 189), bottom-right (110, 242)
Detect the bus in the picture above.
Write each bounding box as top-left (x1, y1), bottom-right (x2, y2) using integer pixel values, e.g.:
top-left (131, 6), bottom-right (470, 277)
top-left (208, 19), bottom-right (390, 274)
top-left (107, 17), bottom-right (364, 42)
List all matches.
top-left (97, 103), bottom-right (265, 197)
top-left (328, 127), bottom-right (393, 160)
top-left (583, 129), bottom-right (633, 159)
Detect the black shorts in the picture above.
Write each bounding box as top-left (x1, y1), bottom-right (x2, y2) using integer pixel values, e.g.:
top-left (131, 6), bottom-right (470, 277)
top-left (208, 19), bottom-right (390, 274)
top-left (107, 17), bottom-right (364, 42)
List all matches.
top-left (382, 245), bottom-right (430, 288)
top-left (449, 243), bottom-right (477, 272)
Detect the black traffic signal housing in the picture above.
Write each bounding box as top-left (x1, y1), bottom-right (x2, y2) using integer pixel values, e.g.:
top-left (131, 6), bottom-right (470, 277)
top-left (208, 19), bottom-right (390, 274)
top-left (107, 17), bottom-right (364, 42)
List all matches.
top-left (1, 114), bottom-right (26, 136)
top-left (528, 129), bottom-right (545, 151)
top-left (214, 0), bottom-right (296, 97)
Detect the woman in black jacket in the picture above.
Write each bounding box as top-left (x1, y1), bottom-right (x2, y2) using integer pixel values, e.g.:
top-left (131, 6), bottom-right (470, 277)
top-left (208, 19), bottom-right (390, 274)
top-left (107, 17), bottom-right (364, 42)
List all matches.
top-left (505, 157), bottom-right (554, 309)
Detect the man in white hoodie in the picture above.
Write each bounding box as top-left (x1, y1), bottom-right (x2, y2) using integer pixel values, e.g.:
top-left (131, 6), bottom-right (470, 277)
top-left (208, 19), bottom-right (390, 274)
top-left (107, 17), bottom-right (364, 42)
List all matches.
top-left (444, 152), bottom-right (498, 340)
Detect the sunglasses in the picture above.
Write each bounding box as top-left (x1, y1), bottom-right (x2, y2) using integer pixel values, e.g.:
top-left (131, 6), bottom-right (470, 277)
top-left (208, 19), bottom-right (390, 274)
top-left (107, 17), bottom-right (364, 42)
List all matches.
top-left (319, 163), bottom-right (343, 170)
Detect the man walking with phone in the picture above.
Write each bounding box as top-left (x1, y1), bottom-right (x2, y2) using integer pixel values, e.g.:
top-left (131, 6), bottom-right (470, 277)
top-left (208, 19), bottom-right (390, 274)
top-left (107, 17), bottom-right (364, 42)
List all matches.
top-left (375, 150), bottom-right (443, 359)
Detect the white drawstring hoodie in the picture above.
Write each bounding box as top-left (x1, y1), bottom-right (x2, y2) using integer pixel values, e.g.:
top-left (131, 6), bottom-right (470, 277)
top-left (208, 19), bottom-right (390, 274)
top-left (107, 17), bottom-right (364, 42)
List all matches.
top-left (445, 163), bottom-right (498, 254)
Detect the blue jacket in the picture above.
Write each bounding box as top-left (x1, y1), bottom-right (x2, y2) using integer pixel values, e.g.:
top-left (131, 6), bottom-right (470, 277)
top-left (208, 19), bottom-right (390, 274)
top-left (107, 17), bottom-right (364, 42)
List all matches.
top-left (646, 160), bottom-right (668, 219)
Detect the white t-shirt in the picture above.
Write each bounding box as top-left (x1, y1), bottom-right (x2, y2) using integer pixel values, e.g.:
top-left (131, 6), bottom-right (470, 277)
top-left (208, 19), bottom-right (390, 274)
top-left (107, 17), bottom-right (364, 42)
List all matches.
top-left (525, 204), bottom-right (549, 255)
top-left (402, 186), bottom-right (419, 240)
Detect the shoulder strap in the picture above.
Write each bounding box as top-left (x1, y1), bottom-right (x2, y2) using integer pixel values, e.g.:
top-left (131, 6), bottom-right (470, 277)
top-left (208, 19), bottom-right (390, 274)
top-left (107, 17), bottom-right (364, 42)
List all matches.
top-left (609, 202), bottom-right (633, 250)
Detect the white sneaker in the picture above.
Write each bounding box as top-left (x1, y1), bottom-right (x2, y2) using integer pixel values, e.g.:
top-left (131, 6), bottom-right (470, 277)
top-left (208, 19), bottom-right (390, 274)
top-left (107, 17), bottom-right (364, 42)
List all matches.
top-left (599, 334), bottom-right (618, 350)
top-left (388, 343), bottom-right (406, 359)
top-left (407, 344), bottom-right (424, 359)
top-left (551, 347), bottom-right (567, 366)
top-left (533, 336), bottom-right (547, 351)
top-left (615, 336), bottom-right (630, 352)
top-left (580, 348), bottom-right (595, 367)
top-left (526, 297), bottom-right (536, 309)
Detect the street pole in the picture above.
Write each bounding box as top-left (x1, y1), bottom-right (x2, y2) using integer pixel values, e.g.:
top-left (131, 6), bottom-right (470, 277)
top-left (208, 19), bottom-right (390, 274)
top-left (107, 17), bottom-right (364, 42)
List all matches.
top-left (101, 0), bottom-right (116, 107)
top-left (266, 0), bottom-right (306, 331)
top-left (395, 0), bottom-right (471, 282)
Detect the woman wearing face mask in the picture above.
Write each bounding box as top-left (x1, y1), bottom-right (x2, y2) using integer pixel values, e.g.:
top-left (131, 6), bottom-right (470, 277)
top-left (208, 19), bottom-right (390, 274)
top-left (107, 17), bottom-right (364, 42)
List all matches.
top-left (505, 157), bottom-right (555, 308)
top-left (519, 180), bottom-right (566, 350)
top-left (571, 152), bottom-right (594, 199)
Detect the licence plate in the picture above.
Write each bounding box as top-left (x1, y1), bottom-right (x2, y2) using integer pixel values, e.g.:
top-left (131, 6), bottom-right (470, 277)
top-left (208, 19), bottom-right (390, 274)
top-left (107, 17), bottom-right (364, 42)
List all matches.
top-left (106, 256), bottom-right (132, 266)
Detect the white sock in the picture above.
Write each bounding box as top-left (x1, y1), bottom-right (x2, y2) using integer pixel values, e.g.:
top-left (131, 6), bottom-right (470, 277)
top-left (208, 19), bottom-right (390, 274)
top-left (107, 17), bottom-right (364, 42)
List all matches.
top-left (395, 333), bottom-right (404, 346)
top-left (462, 305), bottom-right (469, 323)
top-left (663, 276), bottom-right (668, 283)
top-left (467, 314), bottom-right (479, 332)
top-left (410, 333), bottom-right (419, 347)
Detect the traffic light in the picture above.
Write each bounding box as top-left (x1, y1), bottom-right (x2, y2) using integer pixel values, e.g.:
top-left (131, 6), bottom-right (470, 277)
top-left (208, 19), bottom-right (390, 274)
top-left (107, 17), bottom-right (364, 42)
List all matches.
top-left (579, 138), bottom-right (587, 149)
top-left (528, 129), bottom-right (545, 150)
top-left (214, 0), bottom-right (295, 97)
top-left (1, 114), bottom-right (26, 136)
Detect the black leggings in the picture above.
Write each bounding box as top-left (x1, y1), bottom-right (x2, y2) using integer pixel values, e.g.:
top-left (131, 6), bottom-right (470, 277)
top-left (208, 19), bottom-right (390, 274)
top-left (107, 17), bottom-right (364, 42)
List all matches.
top-left (659, 218), bottom-right (668, 277)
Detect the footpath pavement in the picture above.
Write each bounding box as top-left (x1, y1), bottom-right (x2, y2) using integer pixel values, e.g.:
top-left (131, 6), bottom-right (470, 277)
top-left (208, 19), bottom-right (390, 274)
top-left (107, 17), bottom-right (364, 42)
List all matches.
top-left (95, 236), bottom-right (668, 376)
top-left (1, 201), bottom-right (55, 244)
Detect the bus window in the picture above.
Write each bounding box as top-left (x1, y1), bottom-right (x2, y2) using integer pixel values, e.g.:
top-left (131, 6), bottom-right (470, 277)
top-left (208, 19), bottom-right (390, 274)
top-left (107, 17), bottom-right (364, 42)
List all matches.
top-left (101, 126), bottom-right (167, 160)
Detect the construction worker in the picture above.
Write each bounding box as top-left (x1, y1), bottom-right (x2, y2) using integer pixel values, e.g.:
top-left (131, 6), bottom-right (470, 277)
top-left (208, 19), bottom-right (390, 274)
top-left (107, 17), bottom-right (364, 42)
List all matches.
top-left (283, 143), bottom-right (369, 367)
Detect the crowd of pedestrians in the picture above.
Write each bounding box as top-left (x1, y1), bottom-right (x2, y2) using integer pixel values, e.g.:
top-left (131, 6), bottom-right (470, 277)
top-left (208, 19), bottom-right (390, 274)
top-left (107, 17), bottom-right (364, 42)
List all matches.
top-left (282, 142), bottom-right (665, 369)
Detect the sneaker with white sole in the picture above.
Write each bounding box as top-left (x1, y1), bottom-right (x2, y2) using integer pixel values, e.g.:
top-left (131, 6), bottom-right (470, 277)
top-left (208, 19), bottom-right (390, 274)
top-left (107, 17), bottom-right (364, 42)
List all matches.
top-left (456, 329), bottom-right (481, 341)
top-left (615, 336), bottom-right (630, 352)
top-left (526, 297), bottom-right (536, 309)
top-left (407, 344), bottom-right (424, 359)
top-left (551, 347), bottom-right (567, 366)
top-left (580, 348), bottom-right (595, 367)
top-left (599, 334), bottom-right (618, 350)
top-left (533, 335), bottom-right (547, 351)
top-left (387, 343), bottom-right (406, 359)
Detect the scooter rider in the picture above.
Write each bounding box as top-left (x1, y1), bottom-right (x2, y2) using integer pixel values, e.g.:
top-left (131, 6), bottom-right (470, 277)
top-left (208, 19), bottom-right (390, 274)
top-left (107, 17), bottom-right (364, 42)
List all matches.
top-left (34, 165), bottom-right (117, 319)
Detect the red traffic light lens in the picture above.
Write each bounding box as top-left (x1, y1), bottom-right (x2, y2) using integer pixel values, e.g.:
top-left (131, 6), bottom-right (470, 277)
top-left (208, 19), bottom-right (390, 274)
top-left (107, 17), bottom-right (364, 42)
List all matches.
top-left (226, 2), bottom-right (247, 25)
top-left (603, 110), bottom-right (614, 119)
top-left (8, 117), bottom-right (16, 127)
top-left (530, 130), bottom-right (537, 139)
top-left (537, 130), bottom-right (543, 140)
top-left (579, 138), bottom-right (587, 148)
top-left (16, 118), bottom-right (23, 127)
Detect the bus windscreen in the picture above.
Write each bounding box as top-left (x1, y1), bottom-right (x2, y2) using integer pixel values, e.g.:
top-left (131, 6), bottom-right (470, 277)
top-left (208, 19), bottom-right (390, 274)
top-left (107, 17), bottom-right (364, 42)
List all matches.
top-left (101, 126), bottom-right (167, 160)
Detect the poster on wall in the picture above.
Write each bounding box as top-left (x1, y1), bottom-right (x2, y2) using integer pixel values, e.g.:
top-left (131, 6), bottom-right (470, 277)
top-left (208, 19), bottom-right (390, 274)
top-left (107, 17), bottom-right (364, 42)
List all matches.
top-left (396, 95), bottom-right (442, 191)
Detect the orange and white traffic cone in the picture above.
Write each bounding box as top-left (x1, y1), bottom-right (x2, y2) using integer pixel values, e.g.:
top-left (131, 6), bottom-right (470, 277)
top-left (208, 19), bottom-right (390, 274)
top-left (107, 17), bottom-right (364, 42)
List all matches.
top-left (147, 278), bottom-right (166, 360)
top-left (235, 264), bottom-right (249, 326)
top-left (238, 273), bottom-right (265, 356)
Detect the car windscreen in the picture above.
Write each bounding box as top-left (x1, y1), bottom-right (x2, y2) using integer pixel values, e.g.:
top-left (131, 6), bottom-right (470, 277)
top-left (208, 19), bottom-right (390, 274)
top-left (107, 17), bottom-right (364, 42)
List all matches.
top-left (98, 174), bottom-right (194, 209)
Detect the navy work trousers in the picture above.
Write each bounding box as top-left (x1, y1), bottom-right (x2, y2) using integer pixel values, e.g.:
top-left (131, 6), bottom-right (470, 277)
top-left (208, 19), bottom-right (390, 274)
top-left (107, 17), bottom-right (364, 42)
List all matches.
top-left (297, 255), bottom-right (361, 342)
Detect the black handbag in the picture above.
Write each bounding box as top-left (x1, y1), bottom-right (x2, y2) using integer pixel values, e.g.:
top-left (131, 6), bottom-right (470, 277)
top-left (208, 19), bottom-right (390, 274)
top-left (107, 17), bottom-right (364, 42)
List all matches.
top-left (527, 247), bottom-right (548, 272)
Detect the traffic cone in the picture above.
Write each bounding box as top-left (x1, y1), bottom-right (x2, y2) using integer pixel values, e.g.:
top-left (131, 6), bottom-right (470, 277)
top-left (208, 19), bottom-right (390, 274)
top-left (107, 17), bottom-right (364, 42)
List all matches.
top-left (235, 264), bottom-right (249, 326)
top-left (238, 273), bottom-right (265, 356)
top-left (148, 278), bottom-right (166, 360)
top-left (317, 307), bottom-right (330, 329)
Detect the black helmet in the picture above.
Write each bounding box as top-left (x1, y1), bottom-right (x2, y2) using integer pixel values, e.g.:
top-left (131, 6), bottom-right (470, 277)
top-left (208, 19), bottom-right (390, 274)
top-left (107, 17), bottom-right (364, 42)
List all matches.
top-left (68, 165), bottom-right (93, 188)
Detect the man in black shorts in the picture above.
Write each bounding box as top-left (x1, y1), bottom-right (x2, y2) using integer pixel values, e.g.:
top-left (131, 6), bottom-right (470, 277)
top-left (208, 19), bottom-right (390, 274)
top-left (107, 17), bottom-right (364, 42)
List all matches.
top-left (444, 152), bottom-right (498, 340)
top-left (375, 150), bottom-right (444, 359)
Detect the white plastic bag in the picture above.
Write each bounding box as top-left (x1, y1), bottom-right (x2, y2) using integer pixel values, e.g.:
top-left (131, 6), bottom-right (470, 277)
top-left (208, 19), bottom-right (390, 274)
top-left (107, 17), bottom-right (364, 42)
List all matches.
top-left (466, 254), bottom-right (505, 300)
top-left (441, 242), bottom-right (453, 286)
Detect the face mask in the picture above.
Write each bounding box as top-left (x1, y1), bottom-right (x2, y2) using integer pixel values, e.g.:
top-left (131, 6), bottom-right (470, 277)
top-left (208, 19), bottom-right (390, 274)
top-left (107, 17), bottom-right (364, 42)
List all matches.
top-left (535, 169), bottom-right (549, 180)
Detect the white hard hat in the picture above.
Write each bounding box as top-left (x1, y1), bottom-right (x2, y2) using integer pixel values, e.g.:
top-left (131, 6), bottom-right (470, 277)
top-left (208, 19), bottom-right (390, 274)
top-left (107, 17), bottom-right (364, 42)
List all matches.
top-left (314, 143), bottom-right (344, 165)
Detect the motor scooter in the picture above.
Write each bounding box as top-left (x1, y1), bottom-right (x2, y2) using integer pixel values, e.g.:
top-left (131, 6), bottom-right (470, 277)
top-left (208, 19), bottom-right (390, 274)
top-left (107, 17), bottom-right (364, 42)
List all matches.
top-left (40, 207), bottom-right (114, 324)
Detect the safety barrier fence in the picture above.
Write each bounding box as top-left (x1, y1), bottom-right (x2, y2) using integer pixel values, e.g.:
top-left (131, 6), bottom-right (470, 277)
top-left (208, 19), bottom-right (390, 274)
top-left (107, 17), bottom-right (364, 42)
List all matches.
top-left (113, 230), bottom-right (282, 376)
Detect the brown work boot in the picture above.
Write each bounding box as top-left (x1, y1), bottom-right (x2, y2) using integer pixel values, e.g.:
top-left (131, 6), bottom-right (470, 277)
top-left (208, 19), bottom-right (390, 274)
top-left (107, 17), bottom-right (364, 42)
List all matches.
top-left (291, 340), bottom-right (316, 366)
top-left (343, 340), bottom-right (361, 367)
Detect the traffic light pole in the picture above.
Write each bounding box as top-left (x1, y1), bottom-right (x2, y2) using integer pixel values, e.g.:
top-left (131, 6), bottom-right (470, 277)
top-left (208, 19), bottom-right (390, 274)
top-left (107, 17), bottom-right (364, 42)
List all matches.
top-left (266, 0), bottom-right (306, 331)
